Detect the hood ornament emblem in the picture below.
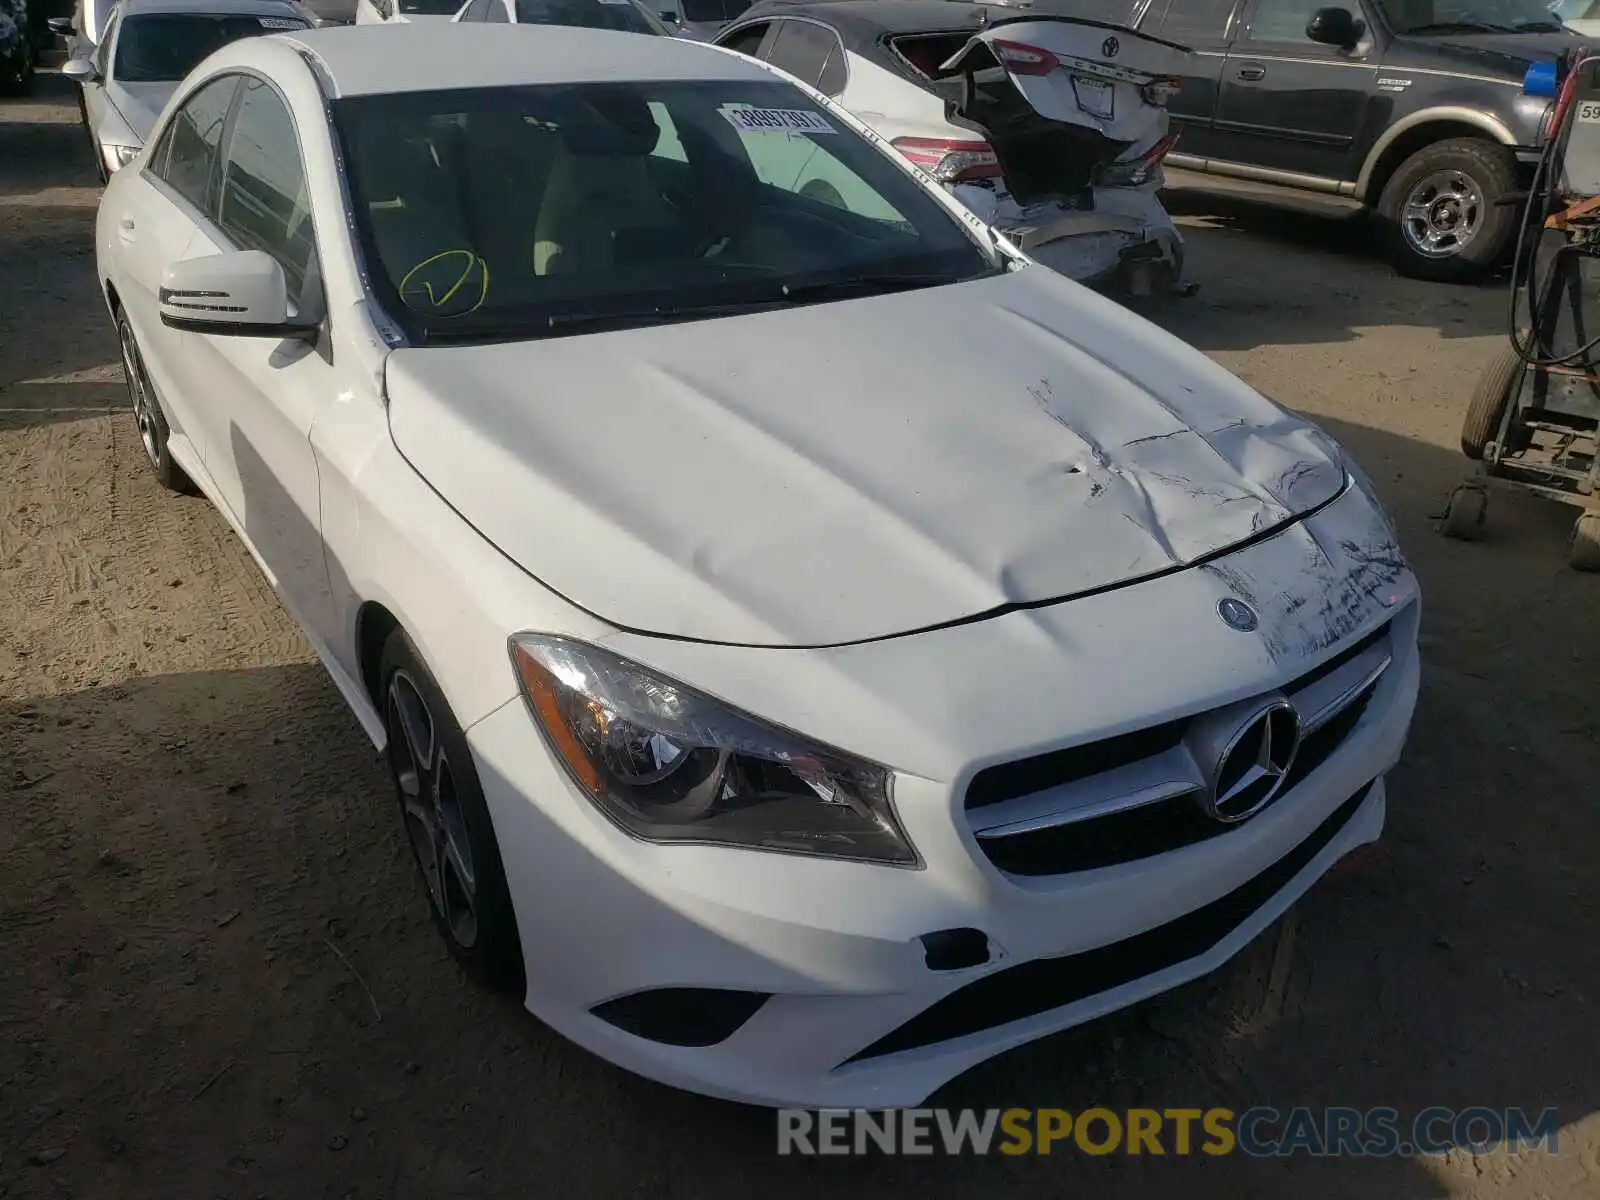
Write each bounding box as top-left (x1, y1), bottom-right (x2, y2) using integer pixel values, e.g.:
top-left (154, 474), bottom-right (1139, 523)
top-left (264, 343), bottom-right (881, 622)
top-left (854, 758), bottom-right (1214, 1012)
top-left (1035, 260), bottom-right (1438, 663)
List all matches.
top-left (1217, 598), bottom-right (1259, 632)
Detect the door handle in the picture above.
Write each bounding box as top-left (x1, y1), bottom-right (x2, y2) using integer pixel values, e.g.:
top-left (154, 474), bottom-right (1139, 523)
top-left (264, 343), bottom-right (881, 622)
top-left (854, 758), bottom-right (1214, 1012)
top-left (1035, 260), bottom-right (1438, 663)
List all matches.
top-left (1236, 63), bottom-right (1266, 81)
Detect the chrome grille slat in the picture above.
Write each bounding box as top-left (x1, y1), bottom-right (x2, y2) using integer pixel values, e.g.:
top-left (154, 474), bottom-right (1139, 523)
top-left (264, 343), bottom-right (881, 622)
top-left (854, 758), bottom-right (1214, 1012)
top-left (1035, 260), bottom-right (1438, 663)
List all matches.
top-left (1290, 646), bottom-right (1393, 734)
top-left (964, 620), bottom-right (1396, 876)
top-left (971, 744), bottom-right (1203, 838)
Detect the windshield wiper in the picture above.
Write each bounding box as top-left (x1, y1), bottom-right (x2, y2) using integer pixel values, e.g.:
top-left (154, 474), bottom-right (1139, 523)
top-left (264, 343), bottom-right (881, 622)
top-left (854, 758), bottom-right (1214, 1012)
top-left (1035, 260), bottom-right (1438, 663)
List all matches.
top-left (414, 301), bottom-right (783, 344)
top-left (777, 271), bottom-right (987, 304)
top-left (1405, 19), bottom-right (1520, 33)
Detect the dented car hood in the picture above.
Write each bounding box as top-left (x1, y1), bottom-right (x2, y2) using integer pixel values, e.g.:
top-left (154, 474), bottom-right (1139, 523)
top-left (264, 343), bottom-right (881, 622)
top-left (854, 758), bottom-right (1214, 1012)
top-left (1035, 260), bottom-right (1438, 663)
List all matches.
top-left (384, 267), bottom-right (1346, 648)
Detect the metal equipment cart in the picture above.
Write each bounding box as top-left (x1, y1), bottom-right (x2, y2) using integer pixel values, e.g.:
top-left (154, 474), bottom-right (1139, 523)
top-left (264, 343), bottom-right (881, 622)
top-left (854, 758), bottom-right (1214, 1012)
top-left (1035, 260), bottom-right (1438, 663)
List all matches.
top-left (1440, 52), bottom-right (1600, 571)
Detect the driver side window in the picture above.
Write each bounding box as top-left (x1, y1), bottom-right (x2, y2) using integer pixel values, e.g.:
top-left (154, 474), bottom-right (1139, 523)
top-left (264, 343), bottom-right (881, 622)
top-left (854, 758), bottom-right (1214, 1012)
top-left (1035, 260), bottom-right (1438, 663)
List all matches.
top-left (151, 75), bottom-right (241, 218)
top-left (92, 11), bottom-right (118, 74)
top-left (216, 77), bottom-right (319, 303)
top-left (1246, 0), bottom-right (1341, 43)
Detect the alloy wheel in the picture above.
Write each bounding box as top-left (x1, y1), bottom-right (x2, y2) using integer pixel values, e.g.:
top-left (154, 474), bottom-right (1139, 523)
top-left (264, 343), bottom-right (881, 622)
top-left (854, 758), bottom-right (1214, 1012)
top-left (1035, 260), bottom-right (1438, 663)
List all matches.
top-left (117, 318), bottom-right (161, 468)
top-left (1400, 170), bottom-right (1483, 260)
top-left (386, 669), bottom-right (479, 949)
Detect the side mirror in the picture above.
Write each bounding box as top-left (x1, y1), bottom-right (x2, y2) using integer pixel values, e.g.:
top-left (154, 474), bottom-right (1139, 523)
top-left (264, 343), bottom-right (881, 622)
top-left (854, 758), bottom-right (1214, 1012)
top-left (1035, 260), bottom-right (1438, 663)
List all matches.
top-left (47, 16), bottom-right (75, 36)
top-left (159, 251), bottom-right (319, 339)
top-left (61, 57), bottom-right (101, 83)
top-left (1306, 6), bottom-right (1365, 49)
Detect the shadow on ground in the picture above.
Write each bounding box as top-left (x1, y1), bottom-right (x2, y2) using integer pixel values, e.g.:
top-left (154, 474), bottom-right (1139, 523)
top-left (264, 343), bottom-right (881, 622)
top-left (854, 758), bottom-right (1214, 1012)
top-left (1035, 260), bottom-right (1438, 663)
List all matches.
top-left (1158, 189), bottom-right (1510, 351)
top-left (1, 410), bottom-right (1594, 1200)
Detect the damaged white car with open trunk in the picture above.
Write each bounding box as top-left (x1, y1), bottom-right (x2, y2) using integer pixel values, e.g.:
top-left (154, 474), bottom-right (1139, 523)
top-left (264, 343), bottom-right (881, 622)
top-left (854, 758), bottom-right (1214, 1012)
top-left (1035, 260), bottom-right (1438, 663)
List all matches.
top-left (715, 0), bottom-right (1194, 294)
top-left (97, 23), bottom-right (1419, 1109)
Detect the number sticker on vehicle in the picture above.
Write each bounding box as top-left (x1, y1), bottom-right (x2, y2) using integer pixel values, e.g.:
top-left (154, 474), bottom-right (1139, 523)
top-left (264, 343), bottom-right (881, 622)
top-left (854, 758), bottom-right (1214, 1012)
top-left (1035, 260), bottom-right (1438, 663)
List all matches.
top-left (1578, 101), bottom-right (1600, 123)
top-left (721, 106), bottom-right (836, 135)
top-left (257, 16), bottom-right (304, 27)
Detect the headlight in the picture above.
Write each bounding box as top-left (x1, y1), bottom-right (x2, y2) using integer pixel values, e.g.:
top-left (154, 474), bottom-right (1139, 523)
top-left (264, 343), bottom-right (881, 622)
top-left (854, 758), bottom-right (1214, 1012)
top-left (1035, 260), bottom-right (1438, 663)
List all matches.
top-left (105, 144), bottom-right (139, 171)
top-left (509, 635), bottom-right (918, 866)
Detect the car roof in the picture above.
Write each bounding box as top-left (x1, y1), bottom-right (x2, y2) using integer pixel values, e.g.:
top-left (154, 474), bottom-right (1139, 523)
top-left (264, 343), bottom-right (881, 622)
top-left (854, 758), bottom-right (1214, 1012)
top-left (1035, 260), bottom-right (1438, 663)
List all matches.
top-left (116, 0), bottom-right (306, 16)
top-left (278, 23), bottom-right (777, 96)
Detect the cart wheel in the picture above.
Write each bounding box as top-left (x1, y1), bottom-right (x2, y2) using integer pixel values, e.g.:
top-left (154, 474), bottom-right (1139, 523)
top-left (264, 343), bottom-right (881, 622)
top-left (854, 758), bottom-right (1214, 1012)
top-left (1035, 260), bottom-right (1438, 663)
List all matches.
top-left (1440, 485), bottom-right (1488, 540)
top-left (1461, 346), bottom-right (1522, 461)
top-left (1568, 512), bottom-right (1600, 572)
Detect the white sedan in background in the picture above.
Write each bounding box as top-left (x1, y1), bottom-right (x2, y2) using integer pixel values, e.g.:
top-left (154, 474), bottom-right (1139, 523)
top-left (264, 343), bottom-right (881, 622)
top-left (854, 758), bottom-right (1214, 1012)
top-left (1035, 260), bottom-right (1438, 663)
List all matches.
top-left (96, 23), bottom-right (1419, 1108)
top-left (63, 0), bottom-right (311, 179)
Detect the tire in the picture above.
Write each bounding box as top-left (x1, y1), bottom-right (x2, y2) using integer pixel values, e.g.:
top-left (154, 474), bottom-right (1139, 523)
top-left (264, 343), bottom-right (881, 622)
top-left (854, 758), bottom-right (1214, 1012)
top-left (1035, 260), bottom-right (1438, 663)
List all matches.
top-left (1439, 485), bottom-right (1488, 541)
top-left (1462, 345), bottom-right (1524, 460)
top-left (1377, 138), bottom-right (1519, 283)
top-left (380, 629), bottom-right (525, 995)
top-left (114, 305), bottom-right (195, 494)
top-left (1569, 512), bottom-right (1600, 572)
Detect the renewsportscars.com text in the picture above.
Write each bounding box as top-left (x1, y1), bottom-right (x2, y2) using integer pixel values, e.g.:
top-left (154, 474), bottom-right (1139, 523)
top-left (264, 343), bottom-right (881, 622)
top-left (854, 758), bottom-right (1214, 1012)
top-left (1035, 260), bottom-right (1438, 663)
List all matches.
top-left (776, 1106), bottom-right (1561, 1157)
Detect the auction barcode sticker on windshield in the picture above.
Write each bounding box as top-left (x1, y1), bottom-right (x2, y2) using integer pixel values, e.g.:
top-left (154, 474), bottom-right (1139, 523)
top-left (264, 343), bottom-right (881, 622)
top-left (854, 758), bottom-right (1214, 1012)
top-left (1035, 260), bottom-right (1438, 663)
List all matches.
top-left (1579, 101), bottom-right (1600, 123)
top-left (721, 106), bottom-right (836, 134)
top-left (258, 16), bottom-right (303, 26)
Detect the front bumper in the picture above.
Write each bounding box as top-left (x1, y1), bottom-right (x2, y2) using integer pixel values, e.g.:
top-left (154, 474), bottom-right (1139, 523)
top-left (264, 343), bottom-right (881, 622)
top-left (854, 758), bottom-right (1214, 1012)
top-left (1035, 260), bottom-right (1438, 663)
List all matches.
top-left (467, 490), bottom-right (1420, 1109)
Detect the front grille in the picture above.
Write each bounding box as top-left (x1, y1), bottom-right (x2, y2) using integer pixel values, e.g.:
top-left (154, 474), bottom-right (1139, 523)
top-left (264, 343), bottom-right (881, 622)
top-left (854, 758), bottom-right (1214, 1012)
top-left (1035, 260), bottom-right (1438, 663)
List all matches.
top-left (966, 623), bottom-right (1393, 877)
top-left (844, 781), bottom-right (1375, 1064)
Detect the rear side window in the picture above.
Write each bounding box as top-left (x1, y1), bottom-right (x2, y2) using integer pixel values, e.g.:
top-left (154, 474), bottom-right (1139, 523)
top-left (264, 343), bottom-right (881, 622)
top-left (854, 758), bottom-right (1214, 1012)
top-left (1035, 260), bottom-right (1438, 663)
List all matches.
top-left (765, 19), bottom-right (838, 90)
top-left (217, 78), bottom-right (318, 300)
top-left (1142, 0), bottom-right (1237, 41)
top-left (891, 32), bottom-right (967, 79)
top-left (683, 0), bottom-right (750, 19)
top-left (718, 19), bottom-right (768, 55)
top-left (152, 74), bottom-right (240, 218)
top-left (513, 0), bottom-right (665, 33)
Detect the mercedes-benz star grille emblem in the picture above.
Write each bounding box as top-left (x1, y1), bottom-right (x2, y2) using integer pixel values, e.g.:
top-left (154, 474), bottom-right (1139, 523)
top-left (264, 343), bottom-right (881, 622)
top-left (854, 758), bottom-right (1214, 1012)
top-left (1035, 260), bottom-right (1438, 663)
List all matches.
top-left (1217, 597), bottom-right (1259, 632)
top-left (1203, 700), bottom-right (1301, 823)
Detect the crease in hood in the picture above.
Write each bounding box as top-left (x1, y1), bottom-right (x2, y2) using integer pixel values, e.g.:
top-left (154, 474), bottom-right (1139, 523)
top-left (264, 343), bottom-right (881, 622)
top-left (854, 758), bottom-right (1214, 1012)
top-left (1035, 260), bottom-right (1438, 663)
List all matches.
top-left (383, 266), bottom-right (1346, 648)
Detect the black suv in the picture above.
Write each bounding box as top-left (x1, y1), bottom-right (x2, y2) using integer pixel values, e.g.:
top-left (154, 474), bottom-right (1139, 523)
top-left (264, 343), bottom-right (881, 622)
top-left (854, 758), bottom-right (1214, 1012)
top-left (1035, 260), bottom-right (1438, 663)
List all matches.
top-left (1123, 0), bottom-right (1578, 280)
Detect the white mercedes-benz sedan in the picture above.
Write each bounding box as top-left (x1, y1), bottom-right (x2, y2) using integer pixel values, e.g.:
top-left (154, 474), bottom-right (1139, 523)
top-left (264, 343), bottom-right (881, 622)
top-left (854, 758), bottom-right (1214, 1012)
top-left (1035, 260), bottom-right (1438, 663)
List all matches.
top-left (95, 22), bottom-right (1420, 1108)
top-left (62, 0), bottom-right (314, 181)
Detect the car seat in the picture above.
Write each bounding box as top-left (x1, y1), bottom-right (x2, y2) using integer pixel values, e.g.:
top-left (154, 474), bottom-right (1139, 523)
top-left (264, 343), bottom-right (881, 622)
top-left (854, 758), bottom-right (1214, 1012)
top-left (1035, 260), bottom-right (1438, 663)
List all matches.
top-left (532, 90), bottom-right (680, 277)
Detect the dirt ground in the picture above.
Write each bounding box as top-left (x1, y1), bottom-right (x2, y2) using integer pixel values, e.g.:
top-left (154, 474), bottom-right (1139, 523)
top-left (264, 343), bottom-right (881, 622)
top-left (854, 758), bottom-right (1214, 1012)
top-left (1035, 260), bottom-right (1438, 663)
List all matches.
top-left (2, 73), bottom-right (1598, 1200)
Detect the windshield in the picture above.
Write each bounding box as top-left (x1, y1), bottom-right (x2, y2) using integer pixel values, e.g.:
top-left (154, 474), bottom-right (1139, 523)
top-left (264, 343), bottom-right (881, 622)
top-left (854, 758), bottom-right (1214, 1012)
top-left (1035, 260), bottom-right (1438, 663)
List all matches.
top-left (333, 80), bottom-right (997, 344)
top-left (513, 0), bottom-right (667, 34)
top-left (1376, 0), bottom-right (1566, 32)
top-left (112, 12), bottom-right (308, 82)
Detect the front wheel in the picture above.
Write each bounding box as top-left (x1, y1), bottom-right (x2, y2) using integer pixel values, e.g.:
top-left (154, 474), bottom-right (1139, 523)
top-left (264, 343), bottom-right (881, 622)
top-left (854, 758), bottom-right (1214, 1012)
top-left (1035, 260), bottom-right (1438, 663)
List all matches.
top-left (1377, 138), bottom-right (1519, 283)
top-left (380, 629), bottom-right (525, 994)
top-left (115, 306), bottom-right (195, 493)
